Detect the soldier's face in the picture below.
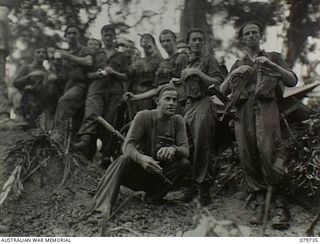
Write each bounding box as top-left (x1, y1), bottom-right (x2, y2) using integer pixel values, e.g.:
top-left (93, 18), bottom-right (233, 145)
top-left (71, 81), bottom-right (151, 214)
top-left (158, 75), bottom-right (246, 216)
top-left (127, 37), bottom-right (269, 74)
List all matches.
top-left (102, 30), bottom-right (115, 47)
top-left (140, 36), bottom-right (154, 55)
top-left (156, 90), bottom-right (178, 117)
top-left (87, 39), bottom-right (101, 50)
top-left (160, 33), bottom-right (175, 54)
top-left (65, 27), bottom-right (79, 44)
top-left (34, 48), bottom-right (46, 62)
top-left (242, 24), bottom-right (261, 48)
top-left (125, 42), bottom-right (135, 57)
top-left (188, 32), bottom-right (205, 55)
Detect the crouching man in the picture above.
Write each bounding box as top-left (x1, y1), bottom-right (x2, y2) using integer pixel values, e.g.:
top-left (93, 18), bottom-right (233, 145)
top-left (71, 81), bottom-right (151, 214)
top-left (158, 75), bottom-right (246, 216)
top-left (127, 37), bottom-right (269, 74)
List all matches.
top-left (92, 84), bottom-right (190, 217)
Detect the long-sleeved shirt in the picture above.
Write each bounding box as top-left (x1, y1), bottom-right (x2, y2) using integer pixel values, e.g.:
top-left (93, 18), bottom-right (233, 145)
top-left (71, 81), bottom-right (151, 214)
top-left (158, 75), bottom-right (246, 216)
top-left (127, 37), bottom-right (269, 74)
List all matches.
top-left (122, 109), bottom-right (189, 162)
top-left (184, 55), bottom-right (224, 99)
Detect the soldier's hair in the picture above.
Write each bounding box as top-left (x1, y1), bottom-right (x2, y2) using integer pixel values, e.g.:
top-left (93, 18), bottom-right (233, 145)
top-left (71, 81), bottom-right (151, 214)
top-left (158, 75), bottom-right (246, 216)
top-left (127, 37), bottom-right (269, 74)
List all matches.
top-left (238, 21), bottom-right (264, 39)
top-left (159, 29), bottom-right (177, 42)
top-left (186, 29), bottom-right (206, 44)
top-left (140, 33), bottom-right (156, 45)
top-left (34, 45), bottom-right (47, 51)
top-left (64, 25), bottom-right (81, 37)
top-left (101, 24), bottom-right (116, 35)
top-left (33, 46), bottom-right (47, 58)
top-left (87, 38), bottom-right (102, 48)
top-left (156, 84), bottom-right (178, 98)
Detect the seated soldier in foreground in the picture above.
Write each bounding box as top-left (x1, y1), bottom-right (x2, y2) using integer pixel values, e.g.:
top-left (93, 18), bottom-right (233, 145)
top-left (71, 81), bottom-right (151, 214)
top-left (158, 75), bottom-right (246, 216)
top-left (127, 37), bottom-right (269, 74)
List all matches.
top-left (13, 46), bottom-right (47, 127)
top-left (91, 84), bottom-right (190, 217)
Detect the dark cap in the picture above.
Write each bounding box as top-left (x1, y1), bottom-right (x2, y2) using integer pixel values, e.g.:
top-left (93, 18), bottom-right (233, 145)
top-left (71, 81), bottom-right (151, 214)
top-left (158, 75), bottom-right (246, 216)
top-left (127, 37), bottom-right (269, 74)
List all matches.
top-left (238, 21), bottom-right (264, 39)
top-left (101, 24), bottom-right (116, 34)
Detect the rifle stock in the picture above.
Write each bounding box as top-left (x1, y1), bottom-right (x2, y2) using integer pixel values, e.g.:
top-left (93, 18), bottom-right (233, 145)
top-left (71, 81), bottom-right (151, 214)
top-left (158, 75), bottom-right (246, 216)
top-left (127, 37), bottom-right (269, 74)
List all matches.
top-left (96, 116), bottom-right (125, 141)
top-left (208, 84), bottom-right (238, 121)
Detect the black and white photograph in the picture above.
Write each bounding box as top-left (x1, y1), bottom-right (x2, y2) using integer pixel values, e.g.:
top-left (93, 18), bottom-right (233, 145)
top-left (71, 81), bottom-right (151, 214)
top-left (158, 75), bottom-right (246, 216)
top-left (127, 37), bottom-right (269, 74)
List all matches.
top-left (0, 0), bottom-right (320, 239)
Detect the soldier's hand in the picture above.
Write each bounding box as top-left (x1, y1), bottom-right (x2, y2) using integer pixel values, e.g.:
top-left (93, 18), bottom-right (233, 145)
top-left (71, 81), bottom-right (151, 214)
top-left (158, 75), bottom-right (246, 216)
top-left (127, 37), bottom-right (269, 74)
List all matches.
top-left (122, 92), bottom-right (135, 102)
top-left (255, 56), bottom-right (274, 67)
top-left (228, 119), bottom-right (235, 130)
top-left (170, 78), bottom-right (182, 86)
top-left (157, 146), bottom-right (176, 162)
top-left (231, 65), bottom-right (252, 76)
top-left (137, 154), bottom-right (162, 173)
top-left (104, 66), bottom-right (115, 75)
top-left (181, 68), bottom-right (200, 80)
top-left (47, 73), bottom-right (58, 82)
top-left (28, 70), bottom-right (46, 77)
top-left (58, 50), bottom-right (70, 59)
top-left (25, 85), bottom-right (33, 90)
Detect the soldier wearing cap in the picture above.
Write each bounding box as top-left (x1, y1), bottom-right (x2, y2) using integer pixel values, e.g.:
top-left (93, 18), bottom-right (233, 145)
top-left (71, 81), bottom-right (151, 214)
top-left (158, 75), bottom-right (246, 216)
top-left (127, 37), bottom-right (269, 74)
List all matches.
top-left (220, 21), bottom-right (297, 229)
top-left (92, 84), bottom-right (190, 217)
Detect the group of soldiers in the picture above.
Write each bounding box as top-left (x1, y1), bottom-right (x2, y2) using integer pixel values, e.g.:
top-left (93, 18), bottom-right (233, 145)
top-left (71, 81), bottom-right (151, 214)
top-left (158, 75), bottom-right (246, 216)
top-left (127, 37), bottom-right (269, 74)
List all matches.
top-left (12, 20), bottom-right (297, 230)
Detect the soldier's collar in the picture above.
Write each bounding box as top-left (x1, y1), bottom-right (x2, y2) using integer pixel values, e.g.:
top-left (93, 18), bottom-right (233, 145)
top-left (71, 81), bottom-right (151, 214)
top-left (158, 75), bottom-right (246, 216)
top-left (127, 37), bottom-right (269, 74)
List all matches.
top-left (243, 50), bottom-right (266, 61)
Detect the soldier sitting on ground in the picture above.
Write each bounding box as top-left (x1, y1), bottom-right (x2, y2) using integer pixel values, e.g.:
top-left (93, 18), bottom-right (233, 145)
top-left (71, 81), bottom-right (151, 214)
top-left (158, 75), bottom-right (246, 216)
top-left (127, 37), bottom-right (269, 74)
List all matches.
top-left (91, 84), bottom-right (190, 217)
top-left (13, 46), bottom-right (48, 127)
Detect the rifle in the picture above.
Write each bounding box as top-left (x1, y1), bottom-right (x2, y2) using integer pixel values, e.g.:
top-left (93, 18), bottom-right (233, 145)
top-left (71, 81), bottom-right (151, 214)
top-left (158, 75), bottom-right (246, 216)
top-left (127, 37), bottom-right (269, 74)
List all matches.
top-left (208, 84), bottom-right (238, 121)
top-left (96, 116), bottom-right (173, 185)
top-left (96, 116), bottom-right (125, 141)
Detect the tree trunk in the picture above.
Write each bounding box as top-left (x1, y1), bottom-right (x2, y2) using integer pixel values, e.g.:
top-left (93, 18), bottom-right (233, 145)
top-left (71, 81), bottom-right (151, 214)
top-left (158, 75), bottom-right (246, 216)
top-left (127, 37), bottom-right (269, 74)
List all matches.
top-left (0, 0), bottom-right (18, 119)
top-left (180, 0), bottom-right (213, 53)
top-left (286, 0), bottom-right (312, 68)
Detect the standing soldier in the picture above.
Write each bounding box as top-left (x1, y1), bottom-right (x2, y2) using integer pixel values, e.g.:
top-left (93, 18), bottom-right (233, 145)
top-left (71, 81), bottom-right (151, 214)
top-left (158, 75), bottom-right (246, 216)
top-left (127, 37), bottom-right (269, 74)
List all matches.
top-left (220, 21), bottom-right (297, 229)
top-left (181, 29), bottom-right (224, 206)
top-left (74, 25), bottom-right (128, 158)
top-left (125, 29), bottom-right (189, 116)
top-left (126, 34), bottom-right (163, 118)
top-left (123, 39), bottom-right (136, 66)
top-left (51, 25), bottom-right (94, 144)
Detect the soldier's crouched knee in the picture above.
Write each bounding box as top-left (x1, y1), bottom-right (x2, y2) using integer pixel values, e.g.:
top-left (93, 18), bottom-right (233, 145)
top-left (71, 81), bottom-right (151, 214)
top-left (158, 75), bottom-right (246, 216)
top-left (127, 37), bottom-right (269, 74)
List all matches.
top-left (177, 157), bottom-right (190, 170)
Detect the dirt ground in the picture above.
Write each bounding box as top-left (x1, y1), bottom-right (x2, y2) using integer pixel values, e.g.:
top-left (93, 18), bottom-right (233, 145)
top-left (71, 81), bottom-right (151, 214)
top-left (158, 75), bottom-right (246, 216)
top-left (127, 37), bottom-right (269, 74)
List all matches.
top-left (0, 127), bottom-right (320, 237)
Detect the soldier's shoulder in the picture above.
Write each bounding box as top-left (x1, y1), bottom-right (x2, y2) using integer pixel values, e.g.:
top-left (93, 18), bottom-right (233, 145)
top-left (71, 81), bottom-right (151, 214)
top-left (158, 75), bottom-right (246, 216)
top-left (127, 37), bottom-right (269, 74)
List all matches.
top-left (265, 51), bottom-right (284, 60)
top-left (135, 109), bottom-right (155, 118)
top-left (204, 54), bottom-right (219, 63)
top-left (81, 46), bottom-right (95, 55)
top-left (172, 114), bottom-right (185, 123)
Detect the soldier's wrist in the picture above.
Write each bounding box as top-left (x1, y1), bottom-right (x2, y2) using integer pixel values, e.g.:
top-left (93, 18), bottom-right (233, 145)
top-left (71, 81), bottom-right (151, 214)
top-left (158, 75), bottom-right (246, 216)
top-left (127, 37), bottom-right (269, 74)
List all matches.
top-left (170, 146), bottom-right (178, 155)
top-left (134, 153), bottom-right (143, 163)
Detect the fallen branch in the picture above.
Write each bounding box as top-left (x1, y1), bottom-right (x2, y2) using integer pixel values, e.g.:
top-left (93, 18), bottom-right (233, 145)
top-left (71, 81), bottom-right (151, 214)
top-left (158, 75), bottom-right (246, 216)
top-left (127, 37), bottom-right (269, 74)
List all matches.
top-left (260, 186), bottom-right (273, 236)
top-left (212, 172), bottom-right (238, 197)
top-left (0, 166), bottom-right (22, 208)
top-left (108, 226), bottom-right (143, 237)
top-left (306, 213), bottom-right (320, 236)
